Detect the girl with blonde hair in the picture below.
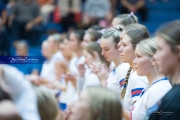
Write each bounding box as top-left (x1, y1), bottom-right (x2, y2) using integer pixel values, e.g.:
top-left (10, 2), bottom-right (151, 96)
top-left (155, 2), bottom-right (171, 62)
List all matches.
top-left (131, 38), bottom-right (172, 120)
top-left (33, 85), bottom-right (59, 120)
top-left (68, 86), bottom-right (123, 120)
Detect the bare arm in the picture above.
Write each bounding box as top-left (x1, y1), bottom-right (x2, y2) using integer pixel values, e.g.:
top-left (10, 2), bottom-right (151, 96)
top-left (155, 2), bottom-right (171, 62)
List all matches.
top-left (30, 15), bottom-right (42, 25)
top-left (123, 109), bottom-right (130, 120)
top-left (134, 0), bottom-right (145, 9)
top-left (1, 10), bottom-right (7, 25)
top-left (121, 0), bottom-right (132, 8)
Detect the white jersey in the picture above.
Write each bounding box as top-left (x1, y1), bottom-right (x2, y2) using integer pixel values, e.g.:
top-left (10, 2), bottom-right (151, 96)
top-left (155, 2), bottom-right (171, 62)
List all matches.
top-left (60, 56), bottom-right (85, 104)
top-left (131, 77), bottom-right (172, 120)
top-left (60, 79), bottom-right (78, 105)
top-left (123, 71), bottom-right (148, 111)
top-left (40, 51), bottom-right (63, 81)
top-left (69, 56), bottom-right (85, 75)
top-left (83, 68), bottom-right (100, 89)
top-left (106, 63), bottom-right (129, 93)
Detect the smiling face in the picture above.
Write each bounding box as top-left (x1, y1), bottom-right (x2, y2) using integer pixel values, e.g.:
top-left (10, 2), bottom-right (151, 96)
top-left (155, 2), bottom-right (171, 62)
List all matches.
top-left (69, 90), bottom-right (91, 120)
top-left (100, 37), bottom-right (119, 62)
top-left (118, 33), bottom-right (135, 64)
top-left (154, 36), bottom-right (178, 75)
top-left (133, 46), bottom-right (153, 76)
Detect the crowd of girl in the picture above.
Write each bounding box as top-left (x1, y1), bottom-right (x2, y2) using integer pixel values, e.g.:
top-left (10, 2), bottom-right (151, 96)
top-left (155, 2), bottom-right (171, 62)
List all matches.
top-left (0, 13), bottom-right (180, 120)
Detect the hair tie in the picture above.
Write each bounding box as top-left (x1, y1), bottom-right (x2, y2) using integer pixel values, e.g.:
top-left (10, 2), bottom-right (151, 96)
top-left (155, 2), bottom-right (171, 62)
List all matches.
top-left (130, 12), bottom-right (134, 16)
top-left (114, 25), bottom-right (124, 31)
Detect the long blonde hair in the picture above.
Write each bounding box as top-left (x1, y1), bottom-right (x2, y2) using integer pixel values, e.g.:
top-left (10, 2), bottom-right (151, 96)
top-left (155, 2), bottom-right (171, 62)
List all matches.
top-left (33, 86), bottom-right (59, 120)
top-left (86, 86), bottom-right (122, 120)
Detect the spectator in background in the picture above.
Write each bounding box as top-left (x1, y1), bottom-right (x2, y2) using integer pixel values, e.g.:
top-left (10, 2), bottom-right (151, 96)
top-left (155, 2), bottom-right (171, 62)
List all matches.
top-left (12, 40), bottom-right (40, 75)
top-left (37, 0), bottom-right (55, 24)
top-left (98, 11), bottom-right (114, 28)
top-left (57, 0), bottom-right (81, 32)
top-left (0, 1), bottom-right (7, 27)
top-left (9, 0), bottom-right (42, 45)
top-left (82, 0), bottom-right (111, 29)
top-left (120, 0), bottom-right (148, 21)
top-left (0, 18), bottom-right (10, 56)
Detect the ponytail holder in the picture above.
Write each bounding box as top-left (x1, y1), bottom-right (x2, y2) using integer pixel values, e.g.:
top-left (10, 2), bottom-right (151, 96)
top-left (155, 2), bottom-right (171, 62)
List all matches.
top-left (114, 25), bottom-right (124, 31)
top-left (129, 12), bottom-right (134, 17)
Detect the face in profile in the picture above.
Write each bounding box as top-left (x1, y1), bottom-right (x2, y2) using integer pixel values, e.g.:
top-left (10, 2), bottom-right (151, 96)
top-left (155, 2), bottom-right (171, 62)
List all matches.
top-left (81, 33), bottom-right (92, 48)
top-left (41, 41), bottom-right (51, 59)
top-left (59, 39), bottom-right (72, 59)
top-left (69, 90), bottom-right (91, 120)
top-left (69, 33), bottom-right (81, 51)
top-left (133, 46), bottom-right (154, 76)
top-left (118, 33), bottom-right (135, 63)
top-left (83, 50), bottom-right (95, 67)
top-left (100, 38), bottom-right (119, 62)
top-left (154, 36), bottom-right (178, 75)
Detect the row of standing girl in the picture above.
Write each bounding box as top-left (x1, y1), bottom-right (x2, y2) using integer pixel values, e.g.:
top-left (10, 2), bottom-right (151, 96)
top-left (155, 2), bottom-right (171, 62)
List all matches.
top-left (33, 13), bottom-right (179, 120)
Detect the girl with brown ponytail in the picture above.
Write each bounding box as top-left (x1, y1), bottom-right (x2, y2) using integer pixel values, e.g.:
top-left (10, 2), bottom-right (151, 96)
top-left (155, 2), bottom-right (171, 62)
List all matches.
top-left (118, 23), bottom-right (150, 113)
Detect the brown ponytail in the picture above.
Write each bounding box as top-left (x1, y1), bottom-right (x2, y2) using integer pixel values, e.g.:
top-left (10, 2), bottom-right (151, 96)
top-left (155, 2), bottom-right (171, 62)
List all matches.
top-left (121, 67), bottom-right (132, 99)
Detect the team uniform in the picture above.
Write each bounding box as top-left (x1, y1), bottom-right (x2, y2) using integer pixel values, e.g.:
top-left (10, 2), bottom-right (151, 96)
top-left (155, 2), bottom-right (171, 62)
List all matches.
top-left (131, 77), bottom-right (172, 120)
top-left (83, 68), bottom-right (100, 89)
top-left (40, 51), bottom-right (63, 81)
top-left (106, 63), bottom-right (129, 93)
top-left (59, 56), bottom-right (85, 109)
top-left (149, 83), bottom-right (180, 120)
top-left (123, 71), bottom-right (148, 111)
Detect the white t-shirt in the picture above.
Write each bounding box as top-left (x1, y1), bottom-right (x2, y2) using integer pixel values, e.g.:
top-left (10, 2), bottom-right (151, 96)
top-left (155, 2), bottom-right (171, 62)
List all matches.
top-left (40, 51), bottom-right (63, 81)
top-left (106, 63), bottom-right (129, 93)
top-left (83, 69), bottom-right (100, 89)
top-left (131, 78), bottom-right (172, 120)
top-left (123, 71), bottom-right (148, 111)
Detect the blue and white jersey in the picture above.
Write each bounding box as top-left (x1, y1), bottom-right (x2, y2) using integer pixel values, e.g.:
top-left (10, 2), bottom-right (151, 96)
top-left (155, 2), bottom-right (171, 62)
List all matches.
top-left (131, 77), bottom-right (172, 120)
top-left (123, 71), bottom-right (148, 111)
top-left (106, 63), bottom-right (129, 93)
